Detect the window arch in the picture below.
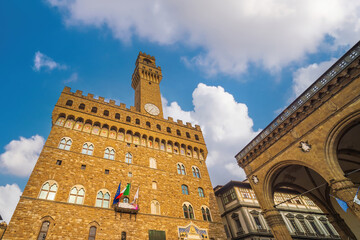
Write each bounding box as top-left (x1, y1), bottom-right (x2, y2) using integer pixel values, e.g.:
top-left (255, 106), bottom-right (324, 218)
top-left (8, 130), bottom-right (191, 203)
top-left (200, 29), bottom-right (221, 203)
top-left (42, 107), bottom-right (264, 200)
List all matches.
top-left (126, 116), bottom-right (131, 122)
top-left (104, 147), bottom-right (115, 160)
top-left (58, 137), bottom-right (72, 150)
top-left (192, 167), bottom-right (201, 178)
top-left (68, 186), bottom-right (85, 204)
top-left (88, 226), bottom-right (97, 240)
top-left (176, 130), bottom-right (181, 136)
top-left (103, 110), bottom-right (109, 116)
top-left (95, 190), bottom-right (110, 208)
top-left (181, 185), bottom-right (189, 195)
top-left (136, 118), bottom-right (140, 125)
top-left (198, 187), bottom-right (205, 197)
top-left (186, 132), bottom-right (191, 138)
top-left (91, 107), bottom-right (97, 113)
top-left (149, 158), bottom-right (157, 169)
top-left (115, 113), bottom-right (120, 119)
top-left (79, 103), bottom-right (85, 110)
top-left (156, 124), bottom-right (161, 130)
top-left (151, 200), bottom-right (160, 215)
top-left (39, 181), bottom-right (58, 200)
top-left (125, 152), bottom-right (132, 164)
top-left (37, 221), bottom-right (50, 240)
top-left (195, 134), bottom-right (199, 140)
top-left (66, 100), bottom-right (73, 106)
top-left (146, 121), bottom-right (151, 127)
top-left (201, 207), bottom-right (212, 221)
top-left (166, 127), bottom-right (171, 133)
top-left (152, 181), bottom-right (157, 189)
top-left (82, 142), bottom-right (94, 155)
top-left (123, 197), bottom-right (129, 203)
top-left (177, 163), bottom-right (186, 175)
top-left (183, 202), bottom-right (194, 219)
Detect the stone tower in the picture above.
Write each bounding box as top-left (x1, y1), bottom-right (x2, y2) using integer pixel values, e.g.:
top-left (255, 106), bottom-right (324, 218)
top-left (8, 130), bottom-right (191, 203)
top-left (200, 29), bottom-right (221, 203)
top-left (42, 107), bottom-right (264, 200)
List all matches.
top-left (3, 52), bottom-right (226, 239)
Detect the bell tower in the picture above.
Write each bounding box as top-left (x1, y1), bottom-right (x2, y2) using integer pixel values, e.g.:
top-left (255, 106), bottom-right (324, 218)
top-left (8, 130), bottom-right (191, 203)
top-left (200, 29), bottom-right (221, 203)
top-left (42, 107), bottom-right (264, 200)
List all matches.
top-left (131, 52), bottom-right (163, 118)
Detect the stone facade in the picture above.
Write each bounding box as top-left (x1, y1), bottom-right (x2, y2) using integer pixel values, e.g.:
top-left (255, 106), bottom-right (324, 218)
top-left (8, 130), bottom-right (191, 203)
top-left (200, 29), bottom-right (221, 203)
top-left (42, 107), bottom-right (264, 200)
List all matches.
top-left (235, 42), bottom-right (360, 239)
top-left (215, 181), bottom-right (340, 240)
top-left (3, 53), bottom-right (226, 240)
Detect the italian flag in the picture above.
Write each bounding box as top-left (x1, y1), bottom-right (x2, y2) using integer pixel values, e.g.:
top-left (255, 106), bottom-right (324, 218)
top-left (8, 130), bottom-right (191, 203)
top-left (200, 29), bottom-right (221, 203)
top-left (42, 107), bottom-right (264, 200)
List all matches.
top-left (118, 183), bottom-right (131, 199)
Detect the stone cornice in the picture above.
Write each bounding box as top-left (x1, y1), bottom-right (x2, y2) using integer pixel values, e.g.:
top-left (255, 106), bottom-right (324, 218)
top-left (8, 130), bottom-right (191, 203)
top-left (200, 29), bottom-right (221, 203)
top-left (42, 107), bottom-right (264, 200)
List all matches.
top-left (236, 41), bottom-right (360, 168)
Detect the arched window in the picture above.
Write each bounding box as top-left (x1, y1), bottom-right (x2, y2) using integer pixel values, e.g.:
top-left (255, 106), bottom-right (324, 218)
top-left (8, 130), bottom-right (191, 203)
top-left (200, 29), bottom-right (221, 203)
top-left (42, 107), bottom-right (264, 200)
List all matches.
top-left (88, 226), bottom-right (97, 240)
top-left (176, 130), bottom-right (181, 136)
top-left (68, 186), bottom-right (85, 204)
top-left (136, 118), bottom-right (140, 124)
top-left (152, 181), bottom-right (157, 189)
top-left (37, 221), bottom-right (50, 240)
top-left (39, 182), bottom-right (58, 200)
top-left (151, 200), bottom-right (160, 215)
top-left (115, 113), bottom-right (120, 119)
top-left (195, 134), bottom-right (199, 140)
top-left (183, 203), bottom-right (194, 219)
top-left (181, 185), bottom-right (189, 195)
top-left (91, 107), bottom-right (97, 113)
top-left (149, 158), bottom-right (157, 169)
top-left (177, 164), bottom-right (186, 175)
top-left (146, 121), bottom-right (151, 127)
top-left (166, 127), bottom-right (171, 133)
top-left (104, 147), bottom-right (115, 160)
top-left (103, 110), bottom-right (109, 116)
top-left (125, 152), bottom-right (132, 164)
top-left (192, 167), bottom-right (201, 178)
top-left (82, 143), bottom-right (94, 155)
top-left (201, 207), bottom-right (212, 221)
top-left (95, 190), bottom-right (110, 208)
top-left (186, 132), bottom-right (191, 138)
top-left (79, 103), bottom-right (85, 110)
top-left (58, 137), bottom-right (72, 150)
top-left (123, 197), bottom-right (129, 203)
top-left (126, 116), bottom-right (131, 122)
top-left (156, 124), bottom-right (161, 130)
top-left (198, 187), bottom-right (205, 197)
top-left (66, 100), bottom-right (73, 106)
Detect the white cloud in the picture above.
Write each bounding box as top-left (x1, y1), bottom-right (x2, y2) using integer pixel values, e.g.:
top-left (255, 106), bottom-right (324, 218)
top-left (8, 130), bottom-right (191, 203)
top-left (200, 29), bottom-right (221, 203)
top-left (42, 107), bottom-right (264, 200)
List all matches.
top-left (290, 58), bottom-right (336, 101)
top-left (64, 72), bottom-right (78, 83)
top-left (47, 0), bottom-right (360, 76)
top-left (0, 184), bottom-right (22, 223)
top-left (33, 51), bottom-right (67, 71)
top-left (0, 135), bottom-right (45, 177)
top-left (163, 83), bottom-right (260, 185)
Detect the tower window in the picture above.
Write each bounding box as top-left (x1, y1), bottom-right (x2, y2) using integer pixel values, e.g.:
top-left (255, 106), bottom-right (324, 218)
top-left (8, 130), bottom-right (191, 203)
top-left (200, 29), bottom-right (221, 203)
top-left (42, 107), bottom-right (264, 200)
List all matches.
top-left (39, 182), bottom-right (58, 200)
top-left (95, 191), bottom-right (110, 208)
top-left (177, 130), bottom-right (181, 136)
top-left (91, 107), bottom-right (97, 113)
top-left (177, 163), bottom-right (186, 175)
top-left (123, 197), bottom-right (129, 203)
top-left (105, 169), bottom-right (109, 174)
top-left (104, 147), bottom-right (115, 160)
top-left (186, 132), bottom-right (191, 138)
top-left (151, 200), bottom-right (160, 215)
top-left (181, 185), bottom-right (189, 195)
top-left (152, 181), bottom-right (157, 190)
top-left (58, 137), bottom-right (72, 150)
top-left (66, 100), bottom-right (73, 106)
top-left (79, 103), bottom-right (85, 110)
top-left (156, 124), bottom-right (161, 130)
top-left (103, 110), bottom-right (109, 116)
top-left (81, 164), bottom-right (86, 170)
top-left (195, 134), bottom-right (199, 140)
top-left (167, 127), bottom-right (171, 133)
top-left (198, 187), bottom-right (205, 197)
top-left (192, 167), bottom-right (201, 178)
top-left (183, 203), bottom-right (194, 219)
top-left (82, 143), bottom-right (94, 155)
top-left (88, 226), bottom-right (97, 240)
top-left (56, 160), bottom-right (62, 165)
top-left (68, 186), bottom-right (85, 204)
top-left (115, 113), bottom-right (120, 119)
top-left (125, 152), bottom-right (132, 164)
top-left (202, 207), bottom-right (212, 222)
top-left (146, 121), bottom-right (151, 128)
top-left (136, 118), bottom-right (140, 124)
top-left (126, 116), bottom-right (131, 122)
top-left (37, 221), bottom-right (50, 240)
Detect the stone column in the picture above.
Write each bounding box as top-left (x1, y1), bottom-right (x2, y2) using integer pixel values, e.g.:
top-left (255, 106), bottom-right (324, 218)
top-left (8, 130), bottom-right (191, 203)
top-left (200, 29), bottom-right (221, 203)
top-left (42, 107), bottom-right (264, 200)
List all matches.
top-left (327, 213), bottom-right (356, 240)
top-left (330, 178), bottom-right (360, 219)
top-left (262, 208), bottom-right (292, 240)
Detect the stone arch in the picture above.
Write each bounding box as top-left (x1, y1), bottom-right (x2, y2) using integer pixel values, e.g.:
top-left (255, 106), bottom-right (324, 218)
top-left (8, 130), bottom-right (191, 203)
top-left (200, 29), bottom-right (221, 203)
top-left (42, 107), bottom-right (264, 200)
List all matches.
top-left (325, 110), bottom-right (360, 180)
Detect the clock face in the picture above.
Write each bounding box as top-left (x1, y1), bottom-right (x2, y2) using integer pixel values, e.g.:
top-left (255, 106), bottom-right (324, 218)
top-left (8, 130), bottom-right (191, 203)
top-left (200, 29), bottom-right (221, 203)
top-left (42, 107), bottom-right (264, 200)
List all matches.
top-left (144, 103), bottom-right (160, 116)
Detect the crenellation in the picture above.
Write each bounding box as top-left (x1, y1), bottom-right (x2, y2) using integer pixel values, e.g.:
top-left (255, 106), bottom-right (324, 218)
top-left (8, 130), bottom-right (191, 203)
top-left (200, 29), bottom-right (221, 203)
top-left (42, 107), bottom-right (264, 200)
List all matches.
top-left (87, 93), bottom-right (94, 99)
top-left (167, 116), bottom-right (174, 122)
top-left (109, 100), bottom-right (115, 105)
top-left (177, 119), bottom-right (183, 125)
top-left (75, 90), bottom-right (83, 96)
top-left (63, 86), bottom-right (71, 92)
top-left (98, 96), bottom-right (105, 102)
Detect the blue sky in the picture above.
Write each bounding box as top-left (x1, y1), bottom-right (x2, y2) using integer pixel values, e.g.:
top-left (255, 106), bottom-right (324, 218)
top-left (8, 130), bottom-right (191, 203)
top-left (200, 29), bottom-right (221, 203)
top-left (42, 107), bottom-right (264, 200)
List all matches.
top-left (0, 0), bottom-right (359, 223)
